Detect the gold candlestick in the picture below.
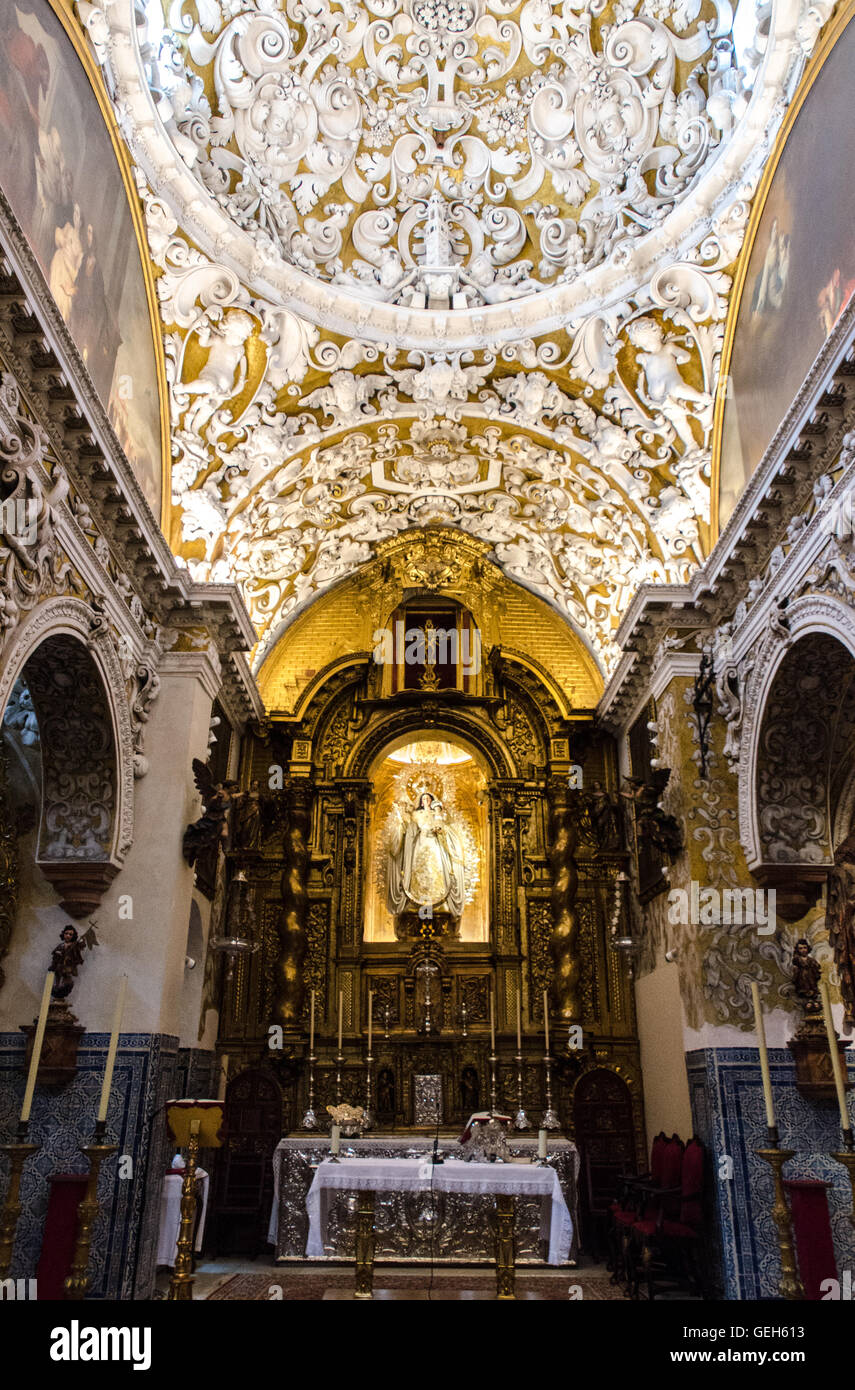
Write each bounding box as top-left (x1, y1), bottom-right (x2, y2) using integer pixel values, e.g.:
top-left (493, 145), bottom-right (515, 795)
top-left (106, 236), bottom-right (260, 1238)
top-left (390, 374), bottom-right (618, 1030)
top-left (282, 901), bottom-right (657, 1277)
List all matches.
top-left (0, 1125), bottom-right (40, 1279)
top-left (64, 1122), bottom-right (117, 1299)
top-left (754, 1136), bottom-right (803, 1301)
top-left (168, 1120), bottom-right (201, 1301)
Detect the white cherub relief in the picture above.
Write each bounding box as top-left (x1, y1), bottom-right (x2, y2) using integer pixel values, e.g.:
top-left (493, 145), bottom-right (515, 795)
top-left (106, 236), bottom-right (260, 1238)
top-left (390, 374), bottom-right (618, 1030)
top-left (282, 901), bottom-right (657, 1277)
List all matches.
top-left (300, 370), bottom-right (391, 426)
top-left (625, 317), bottom-right (711, 453)
top-left (176, 309), bottom-right (255, 438)
top-left (493, 371), bottom-right (569, 427)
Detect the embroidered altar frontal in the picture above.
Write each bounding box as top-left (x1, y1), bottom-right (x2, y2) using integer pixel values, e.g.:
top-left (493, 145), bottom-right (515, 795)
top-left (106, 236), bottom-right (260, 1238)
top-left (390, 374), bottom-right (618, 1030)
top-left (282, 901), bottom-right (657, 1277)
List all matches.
top-left (269, 1137), bottom-right (580, 1264)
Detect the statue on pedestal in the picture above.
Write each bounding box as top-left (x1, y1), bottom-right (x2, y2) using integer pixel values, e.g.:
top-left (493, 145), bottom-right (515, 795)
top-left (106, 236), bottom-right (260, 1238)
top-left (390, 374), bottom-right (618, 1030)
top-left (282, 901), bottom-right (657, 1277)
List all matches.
top-left (386, 789), bottom-right (467, 937)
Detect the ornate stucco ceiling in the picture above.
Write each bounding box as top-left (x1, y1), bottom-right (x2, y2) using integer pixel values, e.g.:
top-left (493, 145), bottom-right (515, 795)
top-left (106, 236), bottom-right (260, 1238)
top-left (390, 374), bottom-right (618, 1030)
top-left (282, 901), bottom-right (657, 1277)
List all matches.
top-left (76, 0), bottom-right (831, 675)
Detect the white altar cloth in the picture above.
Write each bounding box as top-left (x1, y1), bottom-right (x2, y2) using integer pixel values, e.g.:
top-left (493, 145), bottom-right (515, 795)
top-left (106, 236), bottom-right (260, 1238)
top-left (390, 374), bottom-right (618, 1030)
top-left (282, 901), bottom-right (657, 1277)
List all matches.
top-left (156, 1169), bottom-right (210, 1267)
top-left (306, 1158), bottom-right (573, 1266)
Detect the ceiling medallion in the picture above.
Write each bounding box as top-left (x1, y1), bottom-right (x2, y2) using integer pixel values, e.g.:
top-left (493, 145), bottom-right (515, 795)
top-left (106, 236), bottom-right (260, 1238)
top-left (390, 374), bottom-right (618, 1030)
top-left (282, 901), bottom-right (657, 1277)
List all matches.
top-left (83, 0), bottom-right (825, 342)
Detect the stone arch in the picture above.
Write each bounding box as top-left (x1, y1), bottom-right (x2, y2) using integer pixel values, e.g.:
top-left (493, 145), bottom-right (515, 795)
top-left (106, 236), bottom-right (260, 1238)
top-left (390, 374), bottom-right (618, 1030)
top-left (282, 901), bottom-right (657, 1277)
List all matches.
top-left (738, 595), bottom-right (855, 916)
top-left (345, 704), bottom-right (516, 781)
top-left (0, 597), bottom-right (135, 915)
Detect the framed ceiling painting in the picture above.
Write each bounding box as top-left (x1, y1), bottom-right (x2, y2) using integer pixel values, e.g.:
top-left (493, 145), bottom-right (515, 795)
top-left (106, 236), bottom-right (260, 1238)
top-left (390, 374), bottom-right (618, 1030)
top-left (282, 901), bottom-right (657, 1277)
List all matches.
top-left (0, 0), bottom-right (167, 519)
top-left (714, 1), bottom-right (855, 535)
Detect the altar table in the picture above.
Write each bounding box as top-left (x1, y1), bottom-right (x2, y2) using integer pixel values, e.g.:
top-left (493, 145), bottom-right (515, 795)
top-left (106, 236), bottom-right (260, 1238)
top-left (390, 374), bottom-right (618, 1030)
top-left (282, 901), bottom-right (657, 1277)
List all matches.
top-left (269, 1135), bottom-right (579, 1265)
top-left (307, 1158), bottom-right (574, 1298)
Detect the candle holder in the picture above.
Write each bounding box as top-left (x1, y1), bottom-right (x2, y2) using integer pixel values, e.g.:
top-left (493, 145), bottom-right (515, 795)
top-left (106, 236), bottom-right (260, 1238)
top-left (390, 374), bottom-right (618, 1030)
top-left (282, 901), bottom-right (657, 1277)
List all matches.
top-left (335, 1049), bottom-right (344, 1105)
top-left (831, 1127), bottom-right (855, 1229)
top-left (0, 1122), bottom-right (40, 1279)
top-left (301, 1048), bottom-right (317, 1130)
top-left (460, 999), bottom-right (468, 1038)
top-left (754, 1127), bottom-right (803, 1301)
top-left (541, 1052), bottom-right (560, 1130)
top-left (384, 1005), bottom-right (390, 1040)
top-left (513, 1052), bottom-right (530, 1131)
top-left (363, 1052), bottom-right (374, 1132)
top-left (489, 1051), bottom-right (498, 1115)
top-left (167, 1121), bottom-right (202, 1302)
top-left (65, 1121), bottom-right (118, 1300)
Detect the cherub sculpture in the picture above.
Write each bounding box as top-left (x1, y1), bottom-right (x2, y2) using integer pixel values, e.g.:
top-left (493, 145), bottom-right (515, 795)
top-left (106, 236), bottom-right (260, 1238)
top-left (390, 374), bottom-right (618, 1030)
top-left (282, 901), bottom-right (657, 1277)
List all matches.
top-left (299, 370), bottom-right (390, 427)
top-left (625, 317), bottom-right (711, 453)
top-left (177, 309), bottom-right (255, 438)
top-left (182, 759), bottom-right (236, 867)
top-left (622, 770), bottom-right (683, 862)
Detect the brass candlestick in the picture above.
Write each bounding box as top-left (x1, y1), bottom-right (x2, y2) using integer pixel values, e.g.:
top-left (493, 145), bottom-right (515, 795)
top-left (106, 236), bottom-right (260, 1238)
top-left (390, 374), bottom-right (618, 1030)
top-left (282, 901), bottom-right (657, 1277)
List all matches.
top-left (489, 1051), bottom-right (498, 1115)
top-left (335, 1049), bottom-right (344, 1105)
top-left (167, 1120), bottom-right (201, 1302)
top-left (65, 1121), bottom-right (117, 1300)
top-left (0, 1123), bottom-right (40, 1279)
top-left (754, 1128), bottom-right (803, 1301)
top-left (541, 1052), bottom-right (560, 1130)
top-left (831, 1127), bottom-right (855, 1229)
top-left (513, 1052), bottom-right (530, 1130)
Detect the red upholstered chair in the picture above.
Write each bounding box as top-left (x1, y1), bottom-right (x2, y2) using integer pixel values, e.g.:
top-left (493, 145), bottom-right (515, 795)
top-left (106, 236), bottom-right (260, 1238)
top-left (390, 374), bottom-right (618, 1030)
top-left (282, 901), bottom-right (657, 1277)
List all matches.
top-left (608, 1132), bottom-right (669, 1284)
top-left (629, 1136), bottom-right (706, 1300)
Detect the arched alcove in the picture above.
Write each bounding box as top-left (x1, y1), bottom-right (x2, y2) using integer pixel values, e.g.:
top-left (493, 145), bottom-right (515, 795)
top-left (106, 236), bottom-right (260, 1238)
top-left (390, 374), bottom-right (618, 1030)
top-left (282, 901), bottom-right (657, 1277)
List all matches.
top-left (741, 599), bottom-right (855, 917)
top-left (0, 607), bottom-right (132, 917)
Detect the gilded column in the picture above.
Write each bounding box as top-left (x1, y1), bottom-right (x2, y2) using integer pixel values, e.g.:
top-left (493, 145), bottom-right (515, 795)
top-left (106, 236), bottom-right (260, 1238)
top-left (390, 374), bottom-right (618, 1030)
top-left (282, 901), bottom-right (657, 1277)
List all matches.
top-left (276, 780), bottom-right (312, 1029)
top-left (547, 777), bottom-right (581, 1024)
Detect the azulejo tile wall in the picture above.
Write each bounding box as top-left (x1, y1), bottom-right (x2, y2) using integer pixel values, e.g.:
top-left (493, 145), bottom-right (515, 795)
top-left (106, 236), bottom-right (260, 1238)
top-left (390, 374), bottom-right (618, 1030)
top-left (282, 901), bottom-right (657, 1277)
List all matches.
top-left (688, 1048), bottom-right (855, 1299)
top-left (0, 1033), bottom-right (216, 1299)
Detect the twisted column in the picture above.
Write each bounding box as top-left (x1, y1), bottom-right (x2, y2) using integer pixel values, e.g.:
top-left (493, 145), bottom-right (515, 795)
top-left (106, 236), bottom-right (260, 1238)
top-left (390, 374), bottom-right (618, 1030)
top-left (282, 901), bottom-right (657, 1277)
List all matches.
top-left (276, 781), bottom-right (311, 1029)
top-left (547, 778), bottom-right (581, 1024)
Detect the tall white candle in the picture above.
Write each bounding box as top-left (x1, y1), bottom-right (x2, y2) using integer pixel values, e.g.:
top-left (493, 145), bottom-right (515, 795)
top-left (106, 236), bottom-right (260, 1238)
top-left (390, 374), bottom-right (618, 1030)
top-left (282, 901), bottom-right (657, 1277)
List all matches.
top-left (331, 1123), bottom-right (341, 1156)
top-left (309, 989), bottom-right (315, 1054)
top-left (516, 987), bottom-right (522, 1052)
top-left (367, 990), bottom-right (373, 1052)
top-left (337, 990), bottom-right (343, 1052)
top-left (543, 989), bottom-right (550, 1054)
top-left (97, 975), bottom-right (128, 1125)
top-left (750, 982), bottom-right (776, 1131)
top-left (820, 980), bottom-right (851, 1132)
top-left (21, 971), bottom-right (54, 1124)
top-left (490, 991), bottom-right (496, 1052)
top-left (538, 1128), bottom-right (547, 1160)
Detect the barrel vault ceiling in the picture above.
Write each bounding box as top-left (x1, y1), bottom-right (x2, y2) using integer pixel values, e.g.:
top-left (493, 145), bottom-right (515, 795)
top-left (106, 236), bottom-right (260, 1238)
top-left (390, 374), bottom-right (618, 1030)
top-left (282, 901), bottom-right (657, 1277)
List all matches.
top-left (75, 0), bottom-right (831, 675)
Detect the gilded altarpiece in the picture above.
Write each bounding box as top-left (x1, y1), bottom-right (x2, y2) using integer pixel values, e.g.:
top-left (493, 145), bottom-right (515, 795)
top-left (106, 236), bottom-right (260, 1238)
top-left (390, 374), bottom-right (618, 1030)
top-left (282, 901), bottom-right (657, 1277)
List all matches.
top-left (215, 631), bottom-right (646, 1178)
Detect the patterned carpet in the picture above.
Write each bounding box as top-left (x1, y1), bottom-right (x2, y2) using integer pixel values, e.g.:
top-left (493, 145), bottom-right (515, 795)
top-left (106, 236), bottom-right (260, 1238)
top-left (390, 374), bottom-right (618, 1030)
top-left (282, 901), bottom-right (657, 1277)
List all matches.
top-left (208, 1269), bottom-right (625, 1300)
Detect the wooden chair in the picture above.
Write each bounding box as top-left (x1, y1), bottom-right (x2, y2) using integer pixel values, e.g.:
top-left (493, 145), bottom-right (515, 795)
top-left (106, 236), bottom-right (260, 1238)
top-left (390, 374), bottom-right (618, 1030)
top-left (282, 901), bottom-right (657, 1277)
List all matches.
top-left (627, 1136), bottom-right (706, 1300)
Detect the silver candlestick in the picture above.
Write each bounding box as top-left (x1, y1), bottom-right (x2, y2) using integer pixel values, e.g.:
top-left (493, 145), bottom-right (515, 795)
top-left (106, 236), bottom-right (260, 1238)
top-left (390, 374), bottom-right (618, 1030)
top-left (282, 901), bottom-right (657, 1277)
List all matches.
top-left (363, 1051), bottom-right (374, 1131)
top-left (302, 1048), bottom-right (318, 1130)
top-left (513, 1051), bottom-right (531, 1130)
top-left (542, 1051), bottom-right (560, 1129)
top-left (460, 999), bottom-right (468, 1037)
top-left (335, 1049), bottom-right (344, 1105)
top-left (489, 1050), bottom-right (498, 1115)
top-left (384, 1005), bottom-right (390, 1040)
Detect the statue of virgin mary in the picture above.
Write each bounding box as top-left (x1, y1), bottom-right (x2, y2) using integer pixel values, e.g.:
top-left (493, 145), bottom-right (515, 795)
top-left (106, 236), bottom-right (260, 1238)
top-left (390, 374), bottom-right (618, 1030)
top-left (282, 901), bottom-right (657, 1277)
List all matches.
top-left (386, 790), bottom-right (467, 920)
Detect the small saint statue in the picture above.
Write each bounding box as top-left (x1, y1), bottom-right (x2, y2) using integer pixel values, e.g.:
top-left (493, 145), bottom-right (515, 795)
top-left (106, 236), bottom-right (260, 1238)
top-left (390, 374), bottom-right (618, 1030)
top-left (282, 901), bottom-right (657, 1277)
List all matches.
top-left (51, 925), bottom-right (85, 1003)
top-left (791, 937), bottom-right (822, 1017)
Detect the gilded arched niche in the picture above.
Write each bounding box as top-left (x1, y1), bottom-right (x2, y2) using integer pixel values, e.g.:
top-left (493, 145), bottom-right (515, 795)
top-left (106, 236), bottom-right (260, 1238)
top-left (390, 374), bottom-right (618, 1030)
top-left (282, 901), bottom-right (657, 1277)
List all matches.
top-left (364, 732), bottom-right (490, 943)
top-left (255, 531), bottom-right (603, 715)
